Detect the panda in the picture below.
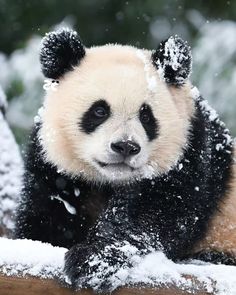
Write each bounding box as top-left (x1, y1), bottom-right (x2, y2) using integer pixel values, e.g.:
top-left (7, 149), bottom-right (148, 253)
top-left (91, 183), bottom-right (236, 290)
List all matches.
top-left (15, 28), bottom-right (236, 291)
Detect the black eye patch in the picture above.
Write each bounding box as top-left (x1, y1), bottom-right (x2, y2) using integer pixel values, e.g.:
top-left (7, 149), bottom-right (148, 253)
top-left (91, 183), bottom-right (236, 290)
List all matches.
top-left (139, 103), bottom-right (159, 141)
top-left (79, 100), bottom-right (111, 134)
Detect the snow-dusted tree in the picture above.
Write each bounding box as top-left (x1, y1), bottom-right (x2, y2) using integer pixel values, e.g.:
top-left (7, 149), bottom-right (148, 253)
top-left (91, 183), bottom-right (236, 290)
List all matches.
top-left (192, 20), bottom-right (236, 135)
top-left (0, 85), bottom-right (23, 237)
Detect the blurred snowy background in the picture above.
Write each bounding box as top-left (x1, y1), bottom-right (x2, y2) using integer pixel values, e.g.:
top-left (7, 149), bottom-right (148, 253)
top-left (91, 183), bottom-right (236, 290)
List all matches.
top-left (0, 0), bottom-right (235, 145)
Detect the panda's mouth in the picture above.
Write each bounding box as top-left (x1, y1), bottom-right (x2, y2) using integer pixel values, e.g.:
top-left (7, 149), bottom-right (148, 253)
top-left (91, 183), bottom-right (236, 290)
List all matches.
top-left (96, 160), bottom-right (135, 171)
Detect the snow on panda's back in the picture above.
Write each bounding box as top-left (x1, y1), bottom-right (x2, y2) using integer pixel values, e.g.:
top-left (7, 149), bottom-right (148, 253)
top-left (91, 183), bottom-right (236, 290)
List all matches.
top-left (39, 40), bottom-right (194, 184)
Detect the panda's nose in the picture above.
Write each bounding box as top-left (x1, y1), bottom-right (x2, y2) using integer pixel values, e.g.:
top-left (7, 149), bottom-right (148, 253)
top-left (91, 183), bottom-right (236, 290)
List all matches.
top-left (111, 141), bottom-right (141, 157)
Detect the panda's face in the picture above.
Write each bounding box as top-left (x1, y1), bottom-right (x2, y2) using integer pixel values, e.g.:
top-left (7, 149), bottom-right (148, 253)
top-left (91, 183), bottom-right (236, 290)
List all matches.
top-left (40, 45), bottom-right (194, 184)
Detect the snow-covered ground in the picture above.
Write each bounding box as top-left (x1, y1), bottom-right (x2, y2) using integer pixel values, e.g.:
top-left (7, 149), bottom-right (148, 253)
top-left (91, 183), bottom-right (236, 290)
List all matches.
top-left (1, 237), bottom-right (236, 294)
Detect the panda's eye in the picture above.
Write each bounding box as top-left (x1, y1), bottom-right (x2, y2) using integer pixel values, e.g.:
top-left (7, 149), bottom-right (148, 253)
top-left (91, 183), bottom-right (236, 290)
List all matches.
top-left (80, 100), bottom-right (110, 134)
top-left (140, 112), bottom-right (150, 124)
top-left (139, 103), bottom-right (159, 141)
top-left (94, 106), bottom-right (107, 118)
top-left (140, 105), bottom-right (151, 124)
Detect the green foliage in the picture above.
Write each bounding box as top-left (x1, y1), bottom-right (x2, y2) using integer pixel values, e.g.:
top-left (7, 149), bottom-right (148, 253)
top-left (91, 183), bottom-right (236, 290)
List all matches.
top-left (0, 0), bottom-right (236, 54)
top-left (6, 79), bottom-right (24, 101)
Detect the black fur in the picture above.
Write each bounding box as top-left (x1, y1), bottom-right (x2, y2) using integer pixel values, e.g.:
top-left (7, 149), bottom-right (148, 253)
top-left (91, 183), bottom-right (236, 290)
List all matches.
top-left (15, 97), bottom-right (234, 291)
top-left (15, 124), bottom-right (112, 248)
top-left (139, 103), bottom-right (159, 141)
top-left (187, 250), bottom-right (236, 265)
top-left (152, 35), bottom-right (192, 86)
top-left (40, 29), bottom-right (85, 79)
top-left (79, 100), bottom-right (111, 134)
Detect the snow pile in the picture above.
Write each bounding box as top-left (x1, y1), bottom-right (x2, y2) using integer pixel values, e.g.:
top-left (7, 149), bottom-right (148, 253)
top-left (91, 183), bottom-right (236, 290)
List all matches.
top-left (0, 88), bottom-right (23, 237)
top-left (1, 238), bottom-right (236, 294)
top-left (0, 238), bottom-right (67, 280)
top-left (77, 241), bottom-right (236, 294)
top-left (124, 252), bottom-right (236, 295)
top-left (192, 20), bottom-right (236, 135)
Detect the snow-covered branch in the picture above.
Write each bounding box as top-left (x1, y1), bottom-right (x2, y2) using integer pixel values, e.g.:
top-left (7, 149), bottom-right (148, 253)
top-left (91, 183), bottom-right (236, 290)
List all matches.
top-left (0, 86), bottom-right (23, 237)
top-left (1, 238), bottom-right (236, 294)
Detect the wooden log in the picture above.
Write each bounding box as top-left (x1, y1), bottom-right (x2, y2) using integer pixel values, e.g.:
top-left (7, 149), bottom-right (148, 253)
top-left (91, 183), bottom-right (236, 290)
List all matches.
top-left (0, 273), bottom-right (214, 295)
top-left (0, 274), bottom-right (77, 295)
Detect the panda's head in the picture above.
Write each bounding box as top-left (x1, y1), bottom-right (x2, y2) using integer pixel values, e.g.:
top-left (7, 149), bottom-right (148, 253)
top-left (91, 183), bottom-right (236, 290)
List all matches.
top-left (39, 28), bottom-right (194, 184)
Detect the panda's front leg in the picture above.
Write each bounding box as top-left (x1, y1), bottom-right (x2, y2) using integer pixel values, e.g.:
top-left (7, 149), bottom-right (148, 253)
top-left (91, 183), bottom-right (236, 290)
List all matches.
top-left (64, 187), bottom-right (151, 292)
top-left (65, 239), bottom-right (142, 292)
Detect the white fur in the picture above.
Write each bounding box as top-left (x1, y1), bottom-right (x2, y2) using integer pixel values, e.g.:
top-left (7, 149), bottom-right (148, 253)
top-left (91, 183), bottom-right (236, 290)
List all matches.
top-left (39, 44), bottom-right (194, 184)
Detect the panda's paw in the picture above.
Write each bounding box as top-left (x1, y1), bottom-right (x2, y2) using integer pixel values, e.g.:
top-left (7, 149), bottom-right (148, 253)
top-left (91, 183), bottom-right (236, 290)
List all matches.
top-left (64, 243), bottom-right (95, 289)
top-left (64, 241), bottom-right (133, 292)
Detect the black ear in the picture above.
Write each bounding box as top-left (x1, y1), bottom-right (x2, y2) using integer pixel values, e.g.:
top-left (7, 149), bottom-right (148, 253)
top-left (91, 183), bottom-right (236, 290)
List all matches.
top-left (152, 35), bottom-right (192, 86)
top-left (40, 28), bottom-right (86, 79)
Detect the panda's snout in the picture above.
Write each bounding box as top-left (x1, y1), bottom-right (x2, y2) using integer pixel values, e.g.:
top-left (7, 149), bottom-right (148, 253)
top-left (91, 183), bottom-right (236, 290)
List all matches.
top-left (111, 140), bottom-right (141, 157)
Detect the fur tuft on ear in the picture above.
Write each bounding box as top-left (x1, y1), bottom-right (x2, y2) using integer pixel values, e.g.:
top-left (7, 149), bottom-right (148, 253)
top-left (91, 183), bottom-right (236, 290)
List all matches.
top-left (152, 35), bottom-right (192, 86)
top-left (40, 28), bottom-right (86, 79)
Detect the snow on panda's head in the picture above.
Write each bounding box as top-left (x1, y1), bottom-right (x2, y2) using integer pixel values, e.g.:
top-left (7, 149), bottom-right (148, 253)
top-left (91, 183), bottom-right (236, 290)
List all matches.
top-left (39, 29), bottom-right (194, 184)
